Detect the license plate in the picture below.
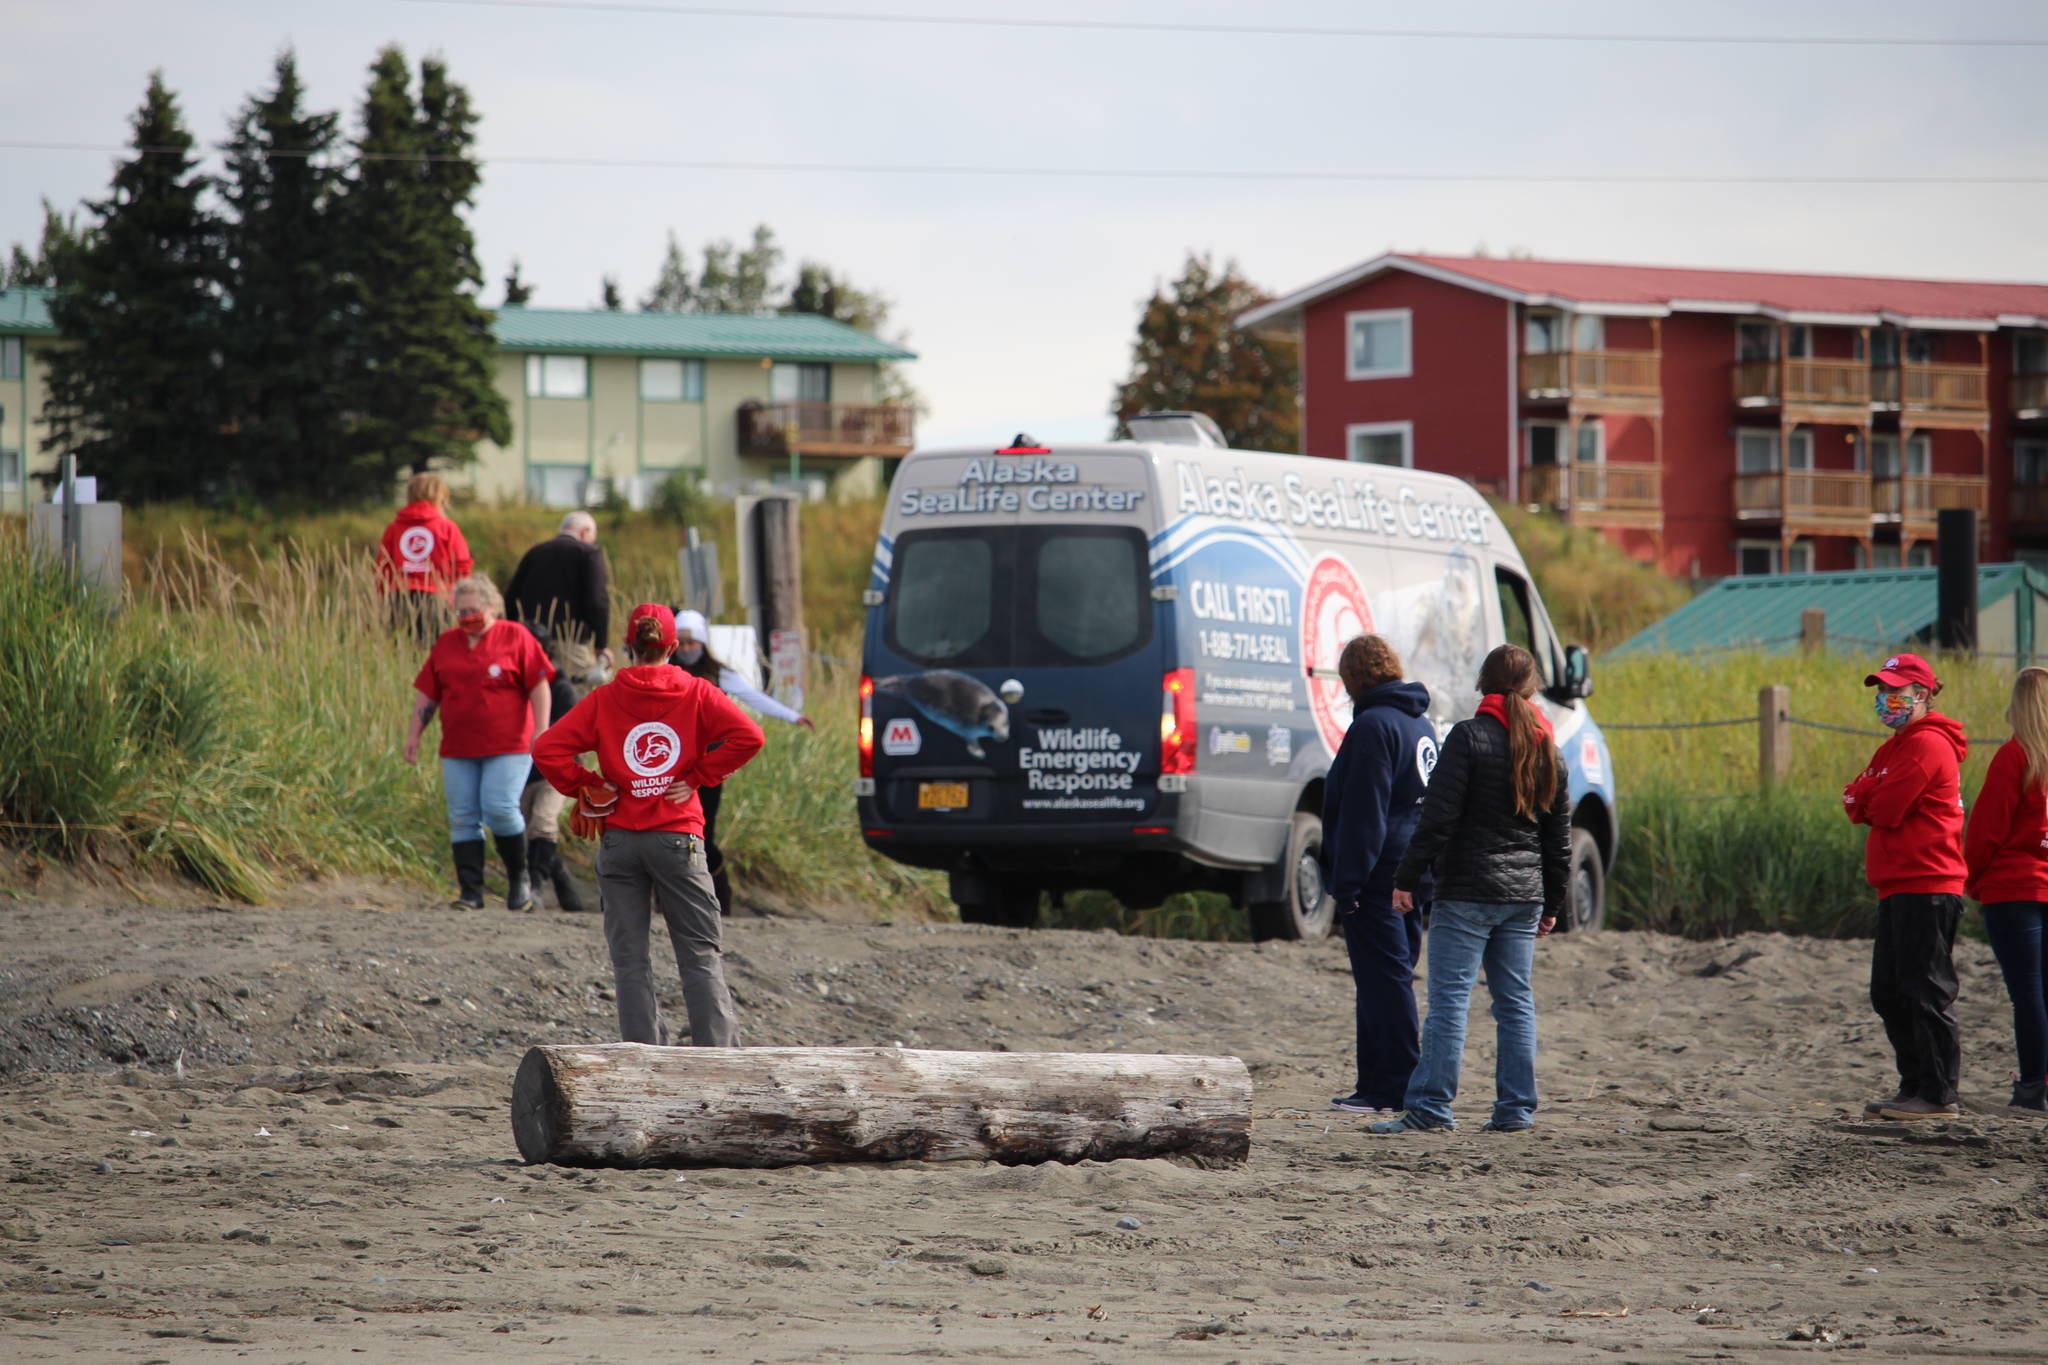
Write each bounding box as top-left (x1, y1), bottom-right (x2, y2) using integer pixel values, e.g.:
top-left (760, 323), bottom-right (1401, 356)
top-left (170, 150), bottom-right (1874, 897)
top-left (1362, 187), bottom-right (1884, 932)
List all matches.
top-left (917, 781), bottom-right (970, 811)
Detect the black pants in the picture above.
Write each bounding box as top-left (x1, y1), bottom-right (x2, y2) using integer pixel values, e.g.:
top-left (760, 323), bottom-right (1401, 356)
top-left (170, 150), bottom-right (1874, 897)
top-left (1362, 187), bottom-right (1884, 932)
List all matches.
top-left (1870, 893), bottom-right (1963, 1105)
top-left (1339, 895), bottom-right (1424, 1108)
top-left (699, 782), bottom-right (732, 916)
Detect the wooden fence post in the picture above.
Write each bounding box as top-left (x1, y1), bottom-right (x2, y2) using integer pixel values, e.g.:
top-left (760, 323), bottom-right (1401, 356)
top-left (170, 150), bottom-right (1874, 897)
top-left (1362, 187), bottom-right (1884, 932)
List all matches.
top-left (1758, 684), bottom-right (1791, 789)
top-left (1800, 608), bottom-right (1826, 655)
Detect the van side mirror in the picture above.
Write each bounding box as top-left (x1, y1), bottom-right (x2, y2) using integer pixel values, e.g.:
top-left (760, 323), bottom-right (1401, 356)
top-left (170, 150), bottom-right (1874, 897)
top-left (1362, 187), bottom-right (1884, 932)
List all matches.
top-left (1560, 644), bottom-right (1593, 701)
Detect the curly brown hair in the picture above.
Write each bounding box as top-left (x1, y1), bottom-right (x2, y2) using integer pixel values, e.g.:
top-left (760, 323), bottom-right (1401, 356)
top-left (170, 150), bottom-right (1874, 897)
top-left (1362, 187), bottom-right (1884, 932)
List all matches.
top-left (1338, 635), bottom-right (1403, 705)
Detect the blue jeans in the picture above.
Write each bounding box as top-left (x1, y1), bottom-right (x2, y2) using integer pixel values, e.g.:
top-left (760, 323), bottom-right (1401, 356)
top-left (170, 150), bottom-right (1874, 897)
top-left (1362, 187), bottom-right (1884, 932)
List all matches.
top-left (1403, 899), bottom-right (1541, 1129)
top-left (1982, 902), bottom-right (2048, 1083)
top-left (441, 754), bottom-right (530, 843)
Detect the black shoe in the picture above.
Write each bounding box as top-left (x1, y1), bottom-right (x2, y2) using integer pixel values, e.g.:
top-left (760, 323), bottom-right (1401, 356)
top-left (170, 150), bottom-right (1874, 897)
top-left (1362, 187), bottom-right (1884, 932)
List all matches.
top-left (450, 839), bottom-right (487, 910)
top-left (2011, 1078), bottom-right (2047, 1112)
top-left (1330, 1093), bottom-right (1392, 1114)
top-left (549, 851), bottom-right (588, 913)
top-left (495, 833), bottom-right (534, 912)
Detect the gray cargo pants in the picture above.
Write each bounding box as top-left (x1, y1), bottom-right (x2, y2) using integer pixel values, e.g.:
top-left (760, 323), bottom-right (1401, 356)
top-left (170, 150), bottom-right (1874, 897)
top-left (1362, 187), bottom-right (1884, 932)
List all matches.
top-left (596, 827), bottom-right (740, 1047)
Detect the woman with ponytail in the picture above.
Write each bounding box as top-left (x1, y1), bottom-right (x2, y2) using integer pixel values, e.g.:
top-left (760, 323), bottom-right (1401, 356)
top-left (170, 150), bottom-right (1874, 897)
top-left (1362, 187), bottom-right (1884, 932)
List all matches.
top-left (534, 604), bottom-right (764, 1046)
top-left (1963, 666), bottom-right (2048, 1112)
top-left (1372, 643), bottom-right (1570, 1134)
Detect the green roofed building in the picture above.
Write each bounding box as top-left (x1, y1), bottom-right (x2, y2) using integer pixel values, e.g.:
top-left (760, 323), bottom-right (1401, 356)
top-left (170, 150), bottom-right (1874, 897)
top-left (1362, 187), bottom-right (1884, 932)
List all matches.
top-left (1608, 563), bottom-right (2048, 665)
top-left (0, 287), bottom-right (919, 512)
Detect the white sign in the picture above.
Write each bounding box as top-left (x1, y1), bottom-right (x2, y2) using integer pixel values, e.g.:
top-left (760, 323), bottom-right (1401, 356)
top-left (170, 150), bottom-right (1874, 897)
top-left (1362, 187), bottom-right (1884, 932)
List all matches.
top-left (882, 717), bottom-right (922, 756)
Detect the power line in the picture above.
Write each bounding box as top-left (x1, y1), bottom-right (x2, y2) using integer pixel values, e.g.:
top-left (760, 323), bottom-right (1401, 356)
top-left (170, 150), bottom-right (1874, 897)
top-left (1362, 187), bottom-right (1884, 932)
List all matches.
top-left (4, 141), bottom-right (2047, 186)
top-left (394, 0), bottom-right (2048, 49)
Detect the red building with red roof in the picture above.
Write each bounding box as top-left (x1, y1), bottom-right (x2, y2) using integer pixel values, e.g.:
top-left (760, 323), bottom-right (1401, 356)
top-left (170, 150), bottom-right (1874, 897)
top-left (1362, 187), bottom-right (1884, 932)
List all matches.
top-left (1238, 254), bottom-right (2048, 577)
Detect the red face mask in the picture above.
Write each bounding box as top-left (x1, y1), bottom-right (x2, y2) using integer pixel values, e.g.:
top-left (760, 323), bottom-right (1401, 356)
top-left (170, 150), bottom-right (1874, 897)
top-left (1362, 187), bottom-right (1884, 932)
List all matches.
top-left (457, 610), bottom-right (487, 635)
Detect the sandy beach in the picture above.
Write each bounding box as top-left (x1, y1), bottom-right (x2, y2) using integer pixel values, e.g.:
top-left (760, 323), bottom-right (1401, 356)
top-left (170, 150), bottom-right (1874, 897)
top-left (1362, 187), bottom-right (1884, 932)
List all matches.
top-left (2, 881), bottom-right (2044, 1363)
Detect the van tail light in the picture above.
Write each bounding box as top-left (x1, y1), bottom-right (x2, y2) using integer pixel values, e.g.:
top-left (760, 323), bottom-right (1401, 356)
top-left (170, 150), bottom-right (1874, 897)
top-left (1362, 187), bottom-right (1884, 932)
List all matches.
top-left (858, 674), bottom-right (876, 778)
top-left (1160, 668), bottom-right (1196, 775)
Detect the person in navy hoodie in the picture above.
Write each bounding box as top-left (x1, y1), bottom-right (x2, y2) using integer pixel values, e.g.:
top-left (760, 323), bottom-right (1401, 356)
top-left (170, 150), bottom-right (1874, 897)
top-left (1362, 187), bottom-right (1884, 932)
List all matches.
top-left (1321, 635), bottom-right (1437, 1115)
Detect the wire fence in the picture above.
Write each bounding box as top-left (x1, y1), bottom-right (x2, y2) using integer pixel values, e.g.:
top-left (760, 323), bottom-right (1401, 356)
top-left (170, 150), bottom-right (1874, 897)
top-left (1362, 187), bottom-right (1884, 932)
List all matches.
top-left (1599, 710), bottom-right (1989, 746)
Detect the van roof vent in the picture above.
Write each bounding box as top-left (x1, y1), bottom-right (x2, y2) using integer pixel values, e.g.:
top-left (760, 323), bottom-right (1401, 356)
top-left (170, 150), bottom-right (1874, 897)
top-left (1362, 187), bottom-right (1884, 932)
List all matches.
top-left (1125, 411), bottom-right (1228, 449)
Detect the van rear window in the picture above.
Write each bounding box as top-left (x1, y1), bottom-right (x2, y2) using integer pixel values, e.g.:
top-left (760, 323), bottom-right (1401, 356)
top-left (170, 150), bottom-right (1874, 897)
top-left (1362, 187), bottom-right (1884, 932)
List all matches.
top-left (886, 526), bottom-right (1151, 668)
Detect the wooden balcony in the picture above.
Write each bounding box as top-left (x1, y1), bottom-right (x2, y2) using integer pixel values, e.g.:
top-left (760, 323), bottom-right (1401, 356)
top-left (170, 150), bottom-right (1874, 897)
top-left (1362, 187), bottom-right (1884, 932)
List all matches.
top-left (1870, 363), bottom-right (1988, 427)
top-left (1519, 349), bottom-right (1661, 414)
top-left (2011, 484), bottom-right (2048, 534)
top-left (2014, 374), bottom-right (2048, 420)
top-left (737, 401), bottom-right (916, 459)
top-left (1872, 474), bottom-right (1988, 536)
top-left (1521, 462), bottom-right (1662, 529)
top-left (1731, 470), bottom-right (1873, 532)
top-left (1731, 358), bottom-right (1870, 418)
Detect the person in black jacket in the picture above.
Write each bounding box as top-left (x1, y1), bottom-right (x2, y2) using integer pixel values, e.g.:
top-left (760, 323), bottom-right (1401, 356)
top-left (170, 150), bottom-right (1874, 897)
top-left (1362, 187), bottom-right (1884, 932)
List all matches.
top-left (518, 622), bottom-right (593, 913)
top-left (1371, 642), bottom-right (1569, 1135)
top-left (506, 511), bottom-right (613, 670)
top-left (1321, 635), bottom-right (1437, 1115)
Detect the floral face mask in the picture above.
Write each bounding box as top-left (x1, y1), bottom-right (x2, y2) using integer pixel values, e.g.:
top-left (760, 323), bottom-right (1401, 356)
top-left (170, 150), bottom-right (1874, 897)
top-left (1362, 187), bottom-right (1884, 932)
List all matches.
top-left (1874, 687), bottom-right (1919, 730)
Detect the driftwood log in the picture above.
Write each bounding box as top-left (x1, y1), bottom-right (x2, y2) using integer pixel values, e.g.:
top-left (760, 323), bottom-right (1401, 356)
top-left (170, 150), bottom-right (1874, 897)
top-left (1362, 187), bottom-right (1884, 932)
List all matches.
top-left (511, 1043), bottom-right (1251, 1169)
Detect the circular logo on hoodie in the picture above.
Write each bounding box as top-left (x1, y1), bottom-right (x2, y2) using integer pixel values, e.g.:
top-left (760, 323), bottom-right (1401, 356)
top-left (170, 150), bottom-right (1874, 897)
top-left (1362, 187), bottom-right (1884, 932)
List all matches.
top-left (1416, 734), bottom-right (1439, 784)
top-left (623, 722), bottom-right (681, 778)
top-left (398, 526), bottom-right (436, 566)
top-left (1300, 555), bottom-right (1375, 757)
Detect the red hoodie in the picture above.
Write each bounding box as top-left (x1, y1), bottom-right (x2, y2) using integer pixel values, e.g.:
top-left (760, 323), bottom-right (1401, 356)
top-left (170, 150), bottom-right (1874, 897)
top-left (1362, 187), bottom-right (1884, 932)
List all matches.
top-left (378, 501), bottom-right (474, 598)
top-left (1964, 739), bottom-right (2048, 904)
top-left (1842, 711), bottom-right (1968, 898)
top-left (533, 664), bottom-right (765, 835)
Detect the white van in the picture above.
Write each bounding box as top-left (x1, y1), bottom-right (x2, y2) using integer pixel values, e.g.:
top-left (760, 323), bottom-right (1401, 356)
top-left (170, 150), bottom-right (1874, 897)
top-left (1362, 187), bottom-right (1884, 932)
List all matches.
top-left (855, 416), bottom-right (1617, 938)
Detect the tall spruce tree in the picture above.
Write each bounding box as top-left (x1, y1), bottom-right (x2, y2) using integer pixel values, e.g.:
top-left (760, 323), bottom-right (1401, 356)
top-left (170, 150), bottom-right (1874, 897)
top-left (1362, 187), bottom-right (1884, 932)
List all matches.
top-left (340, 46), bottom-right (508, 494)
top-left (42, 72), bottom-right (226, 500)
top-left (217, 49), bottom-right (353, 498)
top-left (641, 231), bottom-right (694, 311)
top-left (1111, 253), bottom-right (1299, 453)
top-left (4, 200), bottom-right (79, 288)
top-left (501, 259), bottom-right (533, 305)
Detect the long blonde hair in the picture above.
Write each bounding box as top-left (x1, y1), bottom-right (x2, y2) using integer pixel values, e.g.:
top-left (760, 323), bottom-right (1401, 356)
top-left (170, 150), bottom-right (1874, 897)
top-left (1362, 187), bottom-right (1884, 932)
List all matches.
top-left (2009, 667), bottom-right (2048, 791)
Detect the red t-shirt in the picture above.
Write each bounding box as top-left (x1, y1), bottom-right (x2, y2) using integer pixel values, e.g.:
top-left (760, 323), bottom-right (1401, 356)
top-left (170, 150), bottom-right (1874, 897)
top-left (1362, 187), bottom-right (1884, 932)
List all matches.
top-left (379, 501), bottom-right (474, 598)
top-left (1964, 739), bottom-right (2048, 904)
top-left (414, 621), bottom-right (556, 758)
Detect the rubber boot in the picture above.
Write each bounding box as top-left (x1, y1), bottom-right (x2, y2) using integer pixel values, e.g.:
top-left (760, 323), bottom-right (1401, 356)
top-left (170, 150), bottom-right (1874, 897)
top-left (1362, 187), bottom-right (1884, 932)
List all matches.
top-left (527, 837), bottom-right (558, 908)
top-left (542, 842), bottom-right (588, 913)
top-left (496, 832), bottom-right (534, 912)
top-left (450, 840), bottom-right (487, 910)
top-left (707, 845), bottom-right (733, 918)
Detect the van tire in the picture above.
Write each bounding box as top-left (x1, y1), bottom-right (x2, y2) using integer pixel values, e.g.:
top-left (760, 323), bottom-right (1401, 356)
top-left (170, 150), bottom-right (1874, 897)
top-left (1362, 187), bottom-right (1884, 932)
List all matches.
top-left (1248, 811), bottom-right (1335, 942)
top-left (959, 885), bottom-right (1040, 929)
top-left (1566, 828), bottom-right (1605, 932)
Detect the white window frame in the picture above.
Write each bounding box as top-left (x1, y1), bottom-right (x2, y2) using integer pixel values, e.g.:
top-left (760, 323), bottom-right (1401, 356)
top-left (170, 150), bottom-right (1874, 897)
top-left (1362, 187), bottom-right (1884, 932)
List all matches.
top-left (1906, 543), bottom-right (1935, 568)
top-left (0, 445), bottom-right (20, 493)
top-left (1735, 539), bottom-right (1782, 576)
top-left (1525, 421), bottom-right (1563, 466)
top-left (1523, 309), bottom-right (1563, 356)
top-left (1736, 429), bottom-right (1781, 474)
top-left (1346, 420), bottom-right (1414, 468)
top-left (1574, 419), bottom-right (1605, 465)
top-left (638, 357), bottom-right (704, 403)
top-left (1785, 539), bottom-right (1815, 575)
top-left (1787, 429), bottom-right (1813, 470)
top-left (524, 353), bottom-right (589, 400)
top-left (1345, 308), bottom-right (1412, 381)
top-left (1570, 313), bottom-right (1603, 352)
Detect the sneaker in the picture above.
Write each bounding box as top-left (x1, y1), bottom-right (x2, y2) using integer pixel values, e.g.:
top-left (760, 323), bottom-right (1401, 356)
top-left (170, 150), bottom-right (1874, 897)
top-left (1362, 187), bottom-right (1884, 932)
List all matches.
top-left (1876, 1097), bottom-right (1961, 1122)
top-left (1366, 1110), bottom-right (1454, 1134)
top-left (1330, 1094), bottom-right (1391, 1114)
top-left (2009, 1078), bottom-right (2047, 1112)
top-left (1481, 1120), bottom-right (1534, 1133)
top-left (1862, 1091), bottom-right (1910, 1117)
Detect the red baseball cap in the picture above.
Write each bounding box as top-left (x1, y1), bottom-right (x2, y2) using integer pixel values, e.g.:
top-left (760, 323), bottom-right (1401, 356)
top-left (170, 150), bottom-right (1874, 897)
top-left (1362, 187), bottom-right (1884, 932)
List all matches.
top-left (625, 602), bottom-right (678, 654)
top-left (1865, 652), bottom-right (1941, 692)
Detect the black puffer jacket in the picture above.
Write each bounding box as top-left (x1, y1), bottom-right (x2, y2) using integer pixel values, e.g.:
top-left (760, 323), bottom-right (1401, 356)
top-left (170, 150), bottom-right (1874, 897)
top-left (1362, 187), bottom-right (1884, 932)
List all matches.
top-left (1392, 712), bottom-right (1571, 920)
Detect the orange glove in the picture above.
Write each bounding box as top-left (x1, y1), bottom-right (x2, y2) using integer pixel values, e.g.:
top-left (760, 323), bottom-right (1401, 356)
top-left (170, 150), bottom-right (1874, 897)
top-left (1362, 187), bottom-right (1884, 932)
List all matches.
top-left (570, 780), bottom-right (618, 841)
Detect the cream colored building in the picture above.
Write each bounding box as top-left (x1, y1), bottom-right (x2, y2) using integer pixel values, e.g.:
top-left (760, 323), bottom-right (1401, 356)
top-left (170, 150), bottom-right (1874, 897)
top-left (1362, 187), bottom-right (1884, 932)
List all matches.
top-left (0, 289), bottom-right (918, 512)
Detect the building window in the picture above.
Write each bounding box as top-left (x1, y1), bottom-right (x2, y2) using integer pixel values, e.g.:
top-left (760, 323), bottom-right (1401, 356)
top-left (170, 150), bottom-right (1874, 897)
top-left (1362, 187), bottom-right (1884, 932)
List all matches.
top-left (525, 354), bottom-right (589, 399)
top-left (639, 358), bottom-right (704, 402)
top-left (1907, 543), bottom-right (1935, 568)
top-left (1571, 314), bottom-right (1603, 352)
top-left (1906, 329), bottom-right (1940, 364)
top-left (1736, 540), bottom-right (1784, 576)
top-left (770, 362), bottom-right (831, 404)
top-left (1575, 421), bottom-right (1604, 464)
top-left (1527, 423), bottom-right (1560, 467)
top-left (0, 446), bottom-right (20, 493)
top-left (527, 464), bottom-right (588, 507)
top-left (2018, 440), bottom-right (2048, 487)
top-left (0, 337), bottom-right (20, 380)
top-left (1868, 434), bottom-right (1930, 478)
top-left (1345, 309), bottom-right (1411, 380)
top-left (1524, 311), bottom-right (1562, 355)
top-left (1346, 421), bottom-right (1412, 467)
top-left (2017, 333), bottom-right (2048, 376)
top-left (1737, 321), bottom-right (1777, 362)
top-left (1736, 429), bottom-right (1812, 474)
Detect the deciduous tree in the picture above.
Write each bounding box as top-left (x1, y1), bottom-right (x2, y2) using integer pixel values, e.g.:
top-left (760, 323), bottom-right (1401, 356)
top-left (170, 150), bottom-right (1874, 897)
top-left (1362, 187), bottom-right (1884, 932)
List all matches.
top-left (1111, 253), bottom-right (1299, 453)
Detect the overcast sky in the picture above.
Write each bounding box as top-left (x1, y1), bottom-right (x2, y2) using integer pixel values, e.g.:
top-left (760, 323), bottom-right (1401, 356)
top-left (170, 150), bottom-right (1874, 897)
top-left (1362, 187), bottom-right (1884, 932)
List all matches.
top-left (5, 0), bottom-right (2046, 447)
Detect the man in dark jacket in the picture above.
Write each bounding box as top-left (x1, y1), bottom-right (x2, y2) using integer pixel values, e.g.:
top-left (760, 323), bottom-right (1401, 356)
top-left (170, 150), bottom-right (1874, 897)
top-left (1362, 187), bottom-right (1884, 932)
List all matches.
top-left (506, 510), bottom-right (613, 669)
top-left (1321, 636), bottom-right (1437, 1115)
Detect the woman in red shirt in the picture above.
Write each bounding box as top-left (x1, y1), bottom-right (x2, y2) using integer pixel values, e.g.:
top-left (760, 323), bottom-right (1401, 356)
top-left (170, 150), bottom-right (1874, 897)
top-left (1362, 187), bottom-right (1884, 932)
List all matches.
top-left (404, 575), bottom-right (554, 911)
top-left (378, 473), bottom-right (475, 640)
top-left (1963, 665), bottom-right (2048, 1111)
top-left (535, 604), bottom-right (764, 1046)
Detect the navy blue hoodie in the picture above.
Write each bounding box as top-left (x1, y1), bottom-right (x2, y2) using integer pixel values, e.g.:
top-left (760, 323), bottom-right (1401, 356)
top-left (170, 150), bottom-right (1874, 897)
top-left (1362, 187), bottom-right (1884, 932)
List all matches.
top-left (1321, 680), bottom-right (1438, 905)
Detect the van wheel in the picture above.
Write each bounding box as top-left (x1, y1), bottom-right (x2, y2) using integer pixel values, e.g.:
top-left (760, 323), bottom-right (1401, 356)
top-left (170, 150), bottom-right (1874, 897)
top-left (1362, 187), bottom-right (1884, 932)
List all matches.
top-left (1566, 828), bottom-right (1605, 932)
top-left (1248, 812), bottom-right (1335, 942)
top-left (959, 885), bottom-right (1040, 929)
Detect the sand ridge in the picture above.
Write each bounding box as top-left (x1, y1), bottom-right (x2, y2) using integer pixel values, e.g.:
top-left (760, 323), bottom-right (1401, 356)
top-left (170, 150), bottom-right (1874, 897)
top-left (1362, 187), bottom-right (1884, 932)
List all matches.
top-left (1, 891), bottom-right (2044, 1361)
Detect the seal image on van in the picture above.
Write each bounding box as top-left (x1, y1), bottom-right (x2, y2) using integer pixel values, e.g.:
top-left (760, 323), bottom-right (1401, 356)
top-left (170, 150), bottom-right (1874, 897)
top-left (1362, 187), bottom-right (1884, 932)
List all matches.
top-left (855, 413), bottom-right (1617, 938)
top-left (875, 672), bottom-right (1011, 759)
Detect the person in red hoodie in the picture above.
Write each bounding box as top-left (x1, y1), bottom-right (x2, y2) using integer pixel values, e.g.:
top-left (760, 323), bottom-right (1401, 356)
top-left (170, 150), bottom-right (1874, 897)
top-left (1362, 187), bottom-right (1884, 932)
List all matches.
top-left (534, 603), bottom-right (764, 1047)
top-left (378, 473), bottom-right (475, 640)
top-left (1962, 666), bottom-right (2048, 1112)
top-left (1843, 652), bottom-right (1969, 1121)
